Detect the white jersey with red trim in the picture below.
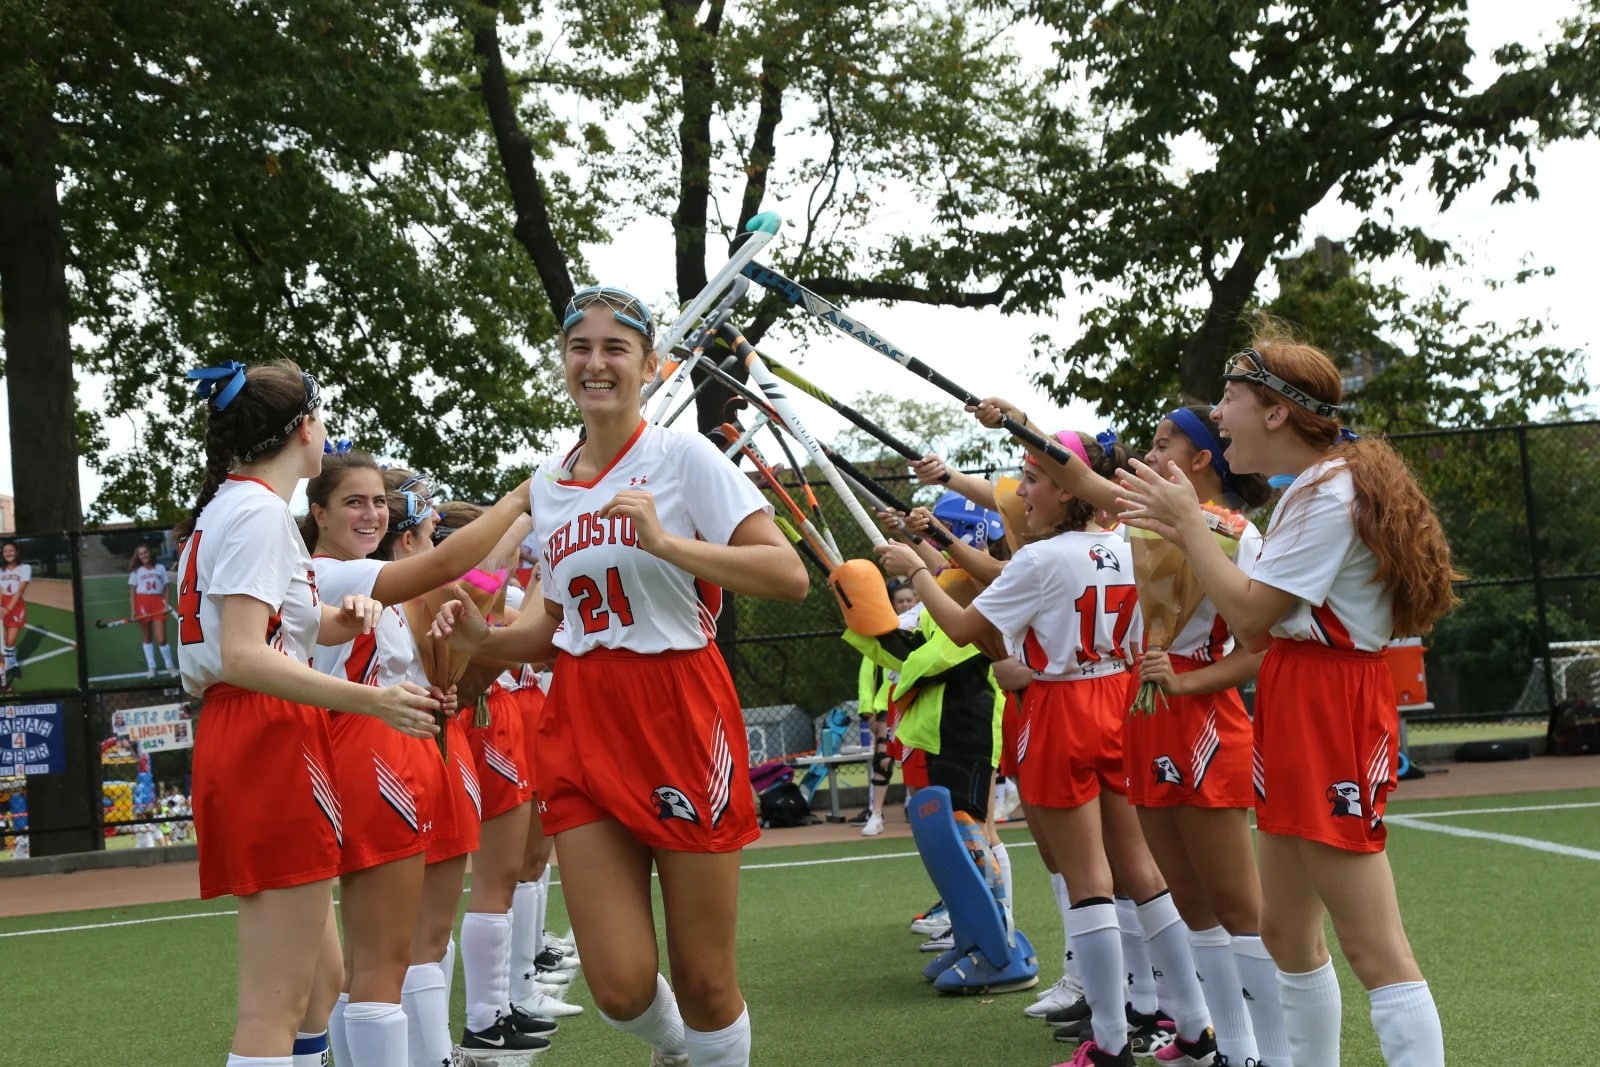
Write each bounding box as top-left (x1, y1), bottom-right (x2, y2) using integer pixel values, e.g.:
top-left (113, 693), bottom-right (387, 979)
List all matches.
top-left (0, 564), bottom-right (31, 601)
top-left (177, 477), bottom-right (322, 697)
top-left (973, 529), bottom-right (1140, 681)
top-left (1252, 461), bottom-right (1392, 652)
top-left (534, 421), bottom-right (770, 656)
top-left (129, 564), bottom-right (170, 597)
top-left (312, 556), bottom-right (429, 690)
top-left (497, 583), bottom-right (529, 690)
top-left (1164, 520), bottom-right (1263, 661)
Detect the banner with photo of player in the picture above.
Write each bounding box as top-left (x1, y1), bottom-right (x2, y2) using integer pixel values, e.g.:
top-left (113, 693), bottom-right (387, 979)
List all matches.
top-left (79, 529), bottom-right (183, 689)
top-left (0, 533), bottom-right (81, 696)
top-left (110, 702), bottom-right (194, 753)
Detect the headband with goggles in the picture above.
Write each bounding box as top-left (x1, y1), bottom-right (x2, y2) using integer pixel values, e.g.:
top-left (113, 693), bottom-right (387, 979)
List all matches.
top-left (389, 491), bottom-right (442, 534)
top-left (562, 285), bottom-right (655, 340)
top-left (1223, 349), bottom-right (1341, 420)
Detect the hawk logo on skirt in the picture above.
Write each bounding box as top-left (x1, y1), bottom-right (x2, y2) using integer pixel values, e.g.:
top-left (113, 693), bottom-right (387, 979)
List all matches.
top-left (651, 785), bottom-right (700, 824)
top-left (1151, 755), bottom-right (1184, 786)
top-left (1326, 780), bottom-right (1363, 818)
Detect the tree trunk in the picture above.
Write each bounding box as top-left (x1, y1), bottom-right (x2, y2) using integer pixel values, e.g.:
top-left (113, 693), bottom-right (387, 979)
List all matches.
top-left (473, 0), bottom-right (574, 315)
top-left (1178, 252), bottom-right (1267, 404)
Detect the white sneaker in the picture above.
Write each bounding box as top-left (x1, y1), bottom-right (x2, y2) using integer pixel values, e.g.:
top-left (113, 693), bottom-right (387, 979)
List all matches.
top-left (861, 812), bottom-right (885, 837)
top-left (918, 931), bottom-right (955, 952)
top-left (514, 987), bottom-right (585, 1019)
top-left (1024, 974), bottom-right (1085, 1017)
top-left (543, 929), bottom-right (576, 953)
top-left (534, 967), bottom-right (571, 985)
top-left (649, 1049), bottom-right (691, 1067)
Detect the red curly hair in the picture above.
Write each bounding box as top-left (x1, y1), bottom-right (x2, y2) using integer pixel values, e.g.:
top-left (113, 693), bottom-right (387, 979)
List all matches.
top-left (1237, 336), bottom-right (1461, 636)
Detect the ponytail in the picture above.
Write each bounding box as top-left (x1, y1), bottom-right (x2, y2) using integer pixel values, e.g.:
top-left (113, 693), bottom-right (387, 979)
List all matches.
top-left (175, 423), bottom-right (233, 541)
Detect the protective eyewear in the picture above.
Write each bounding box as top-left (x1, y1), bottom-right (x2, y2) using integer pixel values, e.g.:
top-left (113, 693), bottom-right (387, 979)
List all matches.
top-left (563, 286), bottom-right (654, 340)
top-left (1223, 349), bottom-right (1340, 419)
top-left (389, 490), bottom-right (442, 533)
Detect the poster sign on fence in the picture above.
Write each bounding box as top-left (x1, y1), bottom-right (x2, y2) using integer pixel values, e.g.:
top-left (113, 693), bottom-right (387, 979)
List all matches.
top-left (111, 703), bottom-right (194, 754)
top-left (2, 701), bottom-right (66, 776)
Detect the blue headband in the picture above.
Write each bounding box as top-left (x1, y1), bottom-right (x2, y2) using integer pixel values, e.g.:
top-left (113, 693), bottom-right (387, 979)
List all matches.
top-left (186, 362), bottom-right (248, 411)
top-left (1167, 408), bottom-right (1230, 480)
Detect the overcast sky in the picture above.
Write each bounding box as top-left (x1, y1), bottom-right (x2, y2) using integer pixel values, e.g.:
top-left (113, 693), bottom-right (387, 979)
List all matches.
top-left (3, 0), bottom-right (1593, 518)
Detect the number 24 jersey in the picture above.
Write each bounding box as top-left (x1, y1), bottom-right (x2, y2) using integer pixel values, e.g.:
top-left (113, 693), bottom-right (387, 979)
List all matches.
top-left (533, 421), bottom-right (770, 657)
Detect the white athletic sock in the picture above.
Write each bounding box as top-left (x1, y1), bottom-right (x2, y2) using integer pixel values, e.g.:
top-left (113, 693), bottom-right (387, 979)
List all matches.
top-left (159, 643), bottom-right (176, 669)
top-left (1136, 892), bottom-right (1211, 1039)
top-left (1116, 896), bottom-right (1159, 1015)
top-left (1370, 981), bottom-right (1445, 1067)
top-left (684, 1004), bottom-right (751, 1067)
top-left (1050, 874), bottom-right (1078, 985)
top-left (535, 866), bottom-right (553, 957)
top-left (461, 911), bottom-right (511, 1033)
top-left (510, 880), bottom-right (543, 1003)
top-left (1278, 960), bottom-right (1343, 1067)
top-left (142, 643), bottom-right (156, 670)
top-left (343, 1001), bottom-right (407, 1067)
top-left (327, 993), bottom-right (351, 1067)
top-left (402, 962), bottom-right (452, 1067)
top-left (1189, 925), bottom-right (1258, 1062)
top-left (225, 1057), bottom-right (292, 1066)
top-left (993, 843), bottom-right (1014, 917)
top-left (1233, 934), bottom-right (1292, 1065)
top-left (291, 1030), bottom-right (330, 1067)
top-left (601, 972), bottom-right (688, 1056)
top-left (441, 935), bottom-right (457, 1006)
top-left (4, 646), bottom-right (16, 669)
top-left (1067, 901), bottom-right (1129, 1053)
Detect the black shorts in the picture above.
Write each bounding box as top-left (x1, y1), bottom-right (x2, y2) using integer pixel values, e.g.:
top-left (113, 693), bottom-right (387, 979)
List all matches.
top-left (924, 752), bottom-right (992, 821)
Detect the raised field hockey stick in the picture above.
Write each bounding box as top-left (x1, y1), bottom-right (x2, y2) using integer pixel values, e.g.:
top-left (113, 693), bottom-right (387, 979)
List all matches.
top-left (758, 353), bottom-right (948, 483)
top-left (774, 515), bottom-right (833, 579)
top-left (741, 263), bottom-right (1077, 467)
top-left (643, 214), bottom-right (779, 402)
top-left (716, 322), bottom-right (890, 550)
top-left (647, 277), bottom-right (752, 418)
top-left (96, 607), bottom-right (173, 629)
top-left (720, 421), bottom-right (842, 570)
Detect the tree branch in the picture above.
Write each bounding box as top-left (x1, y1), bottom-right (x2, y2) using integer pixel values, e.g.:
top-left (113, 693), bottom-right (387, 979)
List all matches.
top-left (738, 51), bottom-right (786, 227)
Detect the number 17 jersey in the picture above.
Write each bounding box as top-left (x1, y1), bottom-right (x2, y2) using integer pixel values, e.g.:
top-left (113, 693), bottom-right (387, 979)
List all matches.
top-left (533, 421), bottom-right (771, 657)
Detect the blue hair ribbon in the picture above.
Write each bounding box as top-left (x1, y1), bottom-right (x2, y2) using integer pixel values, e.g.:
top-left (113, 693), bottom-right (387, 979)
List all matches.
top-left (1338, 427), bottom-right (1360, 442)
top-left (1095, 428), bottom-right (1118, 452)
top-left (186, 361), bottom-right (248, 411)
top-left (323, 438), bottom-right (354, 455)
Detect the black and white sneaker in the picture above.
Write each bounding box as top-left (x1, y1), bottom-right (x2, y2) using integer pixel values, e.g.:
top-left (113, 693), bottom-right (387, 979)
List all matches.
top-left (461, 1013), bottom-right (550, 1058)
top-left (507, 1003), bottom-right (559, 1037)
top-left (535, 945), bottom-right (580, 972)
top-left (1126, 1004), bottom-right (1176, 1057)
top-left (1045, 994), bottom-right (1093, 1028)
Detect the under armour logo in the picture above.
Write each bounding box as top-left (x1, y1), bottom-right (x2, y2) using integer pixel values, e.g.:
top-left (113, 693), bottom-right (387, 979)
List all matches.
top-left (1242, 987), bottom-right (1255, 1001)
top-left (629, 475), bottom-right (650, 486)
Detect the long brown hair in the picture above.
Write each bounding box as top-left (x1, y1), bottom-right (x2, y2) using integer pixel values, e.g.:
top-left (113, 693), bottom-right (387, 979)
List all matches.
top-left (298, 452), bottom-right (384, 553)
top-left (1240, 335), bottom-right (1461, 635)
top-left (175, 361), bottom-right (313, 540)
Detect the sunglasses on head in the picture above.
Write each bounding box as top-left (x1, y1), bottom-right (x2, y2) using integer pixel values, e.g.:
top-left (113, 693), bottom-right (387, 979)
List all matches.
top-left (1222, 349), bottom-right (1341, 419)
top-left (562, 286), bottom-right (654, 339)
top-left (389, 491), bottom-right (441, 533)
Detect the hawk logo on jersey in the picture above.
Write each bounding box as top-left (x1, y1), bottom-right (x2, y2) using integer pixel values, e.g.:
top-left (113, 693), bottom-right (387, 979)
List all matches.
top-left (1152, 755), bottom-right (1184, 786)
top-left (1088, 545), bottom-right (1120, 572)
top-left (651, 785), bottom-right (701, 824)
top-left (1326, 780), bottom-right (1363, 818)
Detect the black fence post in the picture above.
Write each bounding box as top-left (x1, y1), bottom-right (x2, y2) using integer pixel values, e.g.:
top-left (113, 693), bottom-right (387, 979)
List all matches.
top-left (1516, 424), bottom-right (1558, 713)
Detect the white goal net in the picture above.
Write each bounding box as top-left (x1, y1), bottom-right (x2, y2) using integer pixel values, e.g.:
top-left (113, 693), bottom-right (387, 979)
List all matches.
top-left (1508, 641), bottom-right (1600, 716)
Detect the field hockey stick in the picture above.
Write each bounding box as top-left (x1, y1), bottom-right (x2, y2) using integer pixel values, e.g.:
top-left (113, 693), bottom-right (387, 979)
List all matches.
top-left (716, 322), bottom-right (889, 549)
top-left (95, 607), bottom-right (173, 629)
top-left (724, 413), bottom-right (841, 562)
top-left (647, 277), bottom-right (752, 419)
top-left (758, 353), bottom-right (948, 483)
top-left (643, 214), bottom-right (779, 401)
top-left (775, 515), bottom-right (832, 579)
top-left (720, 420), bottom-right (842, 570)
top-left (741, 263), bottom-right (1077, 467)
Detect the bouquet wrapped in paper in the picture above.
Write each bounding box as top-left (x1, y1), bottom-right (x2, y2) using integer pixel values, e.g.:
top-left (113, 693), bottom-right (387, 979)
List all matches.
top-left (404, 566), bottom-right (510, 755)
top-left (1128, 503), bottom-right (1250, 716)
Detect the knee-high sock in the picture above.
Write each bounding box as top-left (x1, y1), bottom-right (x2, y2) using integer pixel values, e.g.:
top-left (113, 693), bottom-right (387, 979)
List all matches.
top-left (993, 842), bottom-right (1014, 935)
top-left (1067, 899), bottom-right (1129, 1053)
top-left (600, 973), bottom-right (688, 1056)
top-left (1233, 934), bottom-right (1292, 1064)
top-left (343, 1001), bottom-right (408, 1067)
top-left (510, 880), bottom-right (543, 1003)
top-left (1136, 892), bottom-right (1211, 1039)
top-left (1188, 925), bottom-right (1258, 1062)
top-left (441, 935), bottom-right (457, 1006)
top-left (327, 992), bottom-right (351, 1067)
top-left (1370, 981), bottom-right (1445, 1067)
top-left (1278, 960), bottom-right (1342, 1067)
top-left (535, 866), bottom-right (552, 956)
top-left (953, 811), bottom-right (1011, 941)
top-left (684, 1004), bottom-right (751, 1067)
top-left (402, 962), bottom-right (452, 1067)
top-left (1050, 873), bottom-right (1078, 985)
top-left (461, 911), bottom-right (511, 1033)
top-left (159, 642), bottom-right (176, 669)
top-left (291, 1030), bottom-right (329, 1067)
top-left (142, 643), bottom-right (156, 670)
top-left (1116, 896), bottom-right (1158, 1015)
top-left (226, 1057), bottom-right (293, 1066)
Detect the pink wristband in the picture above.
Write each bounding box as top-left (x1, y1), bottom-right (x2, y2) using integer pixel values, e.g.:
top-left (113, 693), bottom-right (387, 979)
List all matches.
top-left (459, 567), bottom-right (507, 595)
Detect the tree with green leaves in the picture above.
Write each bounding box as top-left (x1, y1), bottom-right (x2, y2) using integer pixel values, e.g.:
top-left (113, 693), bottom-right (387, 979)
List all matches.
top-left (1020, 0), bottom-right (1600, 426)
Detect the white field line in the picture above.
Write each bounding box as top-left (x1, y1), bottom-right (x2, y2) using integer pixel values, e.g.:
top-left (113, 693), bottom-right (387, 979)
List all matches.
top-left (1389, 801), bottom-right (1600, 819)
top-left (1387, 815), bottom-right (1600, 861)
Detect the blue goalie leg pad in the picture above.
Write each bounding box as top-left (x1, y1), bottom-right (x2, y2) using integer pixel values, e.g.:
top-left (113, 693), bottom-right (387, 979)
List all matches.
top-left (932, 932), bottom-right (1040, 996)
top-left (907, 785), bottom-right (1012, 970)
top-left (921, 946), bottom-right (965, 982)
